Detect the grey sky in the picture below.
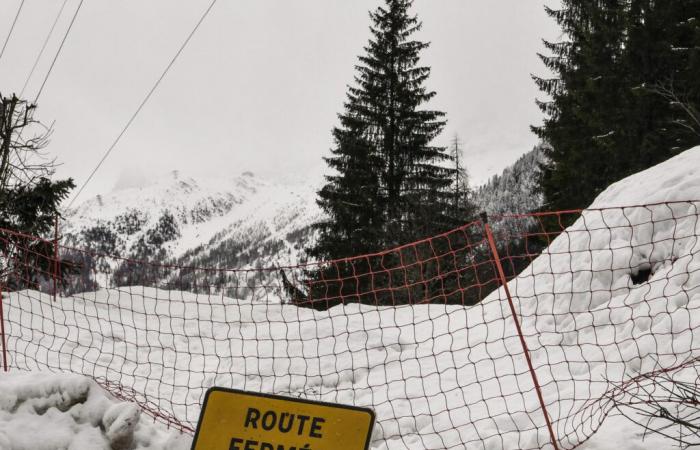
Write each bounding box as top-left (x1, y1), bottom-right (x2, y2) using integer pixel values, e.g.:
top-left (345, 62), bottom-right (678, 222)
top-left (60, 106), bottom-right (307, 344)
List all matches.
top-left (0, 0), bottom-right (559, 201)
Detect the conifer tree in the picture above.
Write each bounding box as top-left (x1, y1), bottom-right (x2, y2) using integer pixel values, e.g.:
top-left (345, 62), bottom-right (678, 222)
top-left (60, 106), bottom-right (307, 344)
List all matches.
top-left (301, 0), bottom-right (480, 309)
top-left (625, 0), bottom-right (700, 171)
top-left (449, 133), bottom-right (475, 221)
top-left (450, 134), bottom-right (464, 208)
top-left (311, 0), bottom-right (461, 260)
top-left (0, 94), bottom-right (74, 236)
top-left (534, 1), bottom-right (700, 212)
top-left (533, 0), bottom-right (628, 211)
top-left (0, 94), bottom-right (75, 287)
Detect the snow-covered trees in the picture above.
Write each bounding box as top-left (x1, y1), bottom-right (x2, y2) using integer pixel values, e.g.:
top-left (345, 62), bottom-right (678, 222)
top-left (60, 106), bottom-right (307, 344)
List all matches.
top-left (473, 145), bottom-right (544, 216)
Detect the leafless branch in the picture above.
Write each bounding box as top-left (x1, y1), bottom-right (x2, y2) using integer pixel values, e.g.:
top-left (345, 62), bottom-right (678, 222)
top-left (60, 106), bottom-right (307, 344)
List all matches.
top-left (646, 80), bottom-right (700, 138)
top-left (607, 357), bottom-right (700, 448)
top-left (0, 93), bottom-right (56, 191)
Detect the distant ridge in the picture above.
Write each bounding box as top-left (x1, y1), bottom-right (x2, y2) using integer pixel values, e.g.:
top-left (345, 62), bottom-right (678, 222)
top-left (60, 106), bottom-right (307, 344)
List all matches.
top-left (472, 145), bottom-right (545, 215)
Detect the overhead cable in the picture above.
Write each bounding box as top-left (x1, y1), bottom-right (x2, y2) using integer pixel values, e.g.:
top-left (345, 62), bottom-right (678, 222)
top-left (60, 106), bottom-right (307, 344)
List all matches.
top-left (67, 0), bottom-right (219, 208)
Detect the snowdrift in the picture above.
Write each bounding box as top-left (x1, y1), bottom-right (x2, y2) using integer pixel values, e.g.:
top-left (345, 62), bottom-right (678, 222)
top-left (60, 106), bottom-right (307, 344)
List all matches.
top-left (1, 146), bottom-right (700, 449)
top-left (0, 372), bottom-right (189, 450)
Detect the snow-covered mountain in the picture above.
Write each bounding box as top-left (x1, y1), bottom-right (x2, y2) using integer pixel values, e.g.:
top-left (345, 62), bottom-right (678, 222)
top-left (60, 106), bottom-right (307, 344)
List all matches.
top-left (65, 146), bottom-right (544, 265)
top-left (472, 144), bottom-right (545, 215)
top-left (63, 171), bottom-right (322, 273)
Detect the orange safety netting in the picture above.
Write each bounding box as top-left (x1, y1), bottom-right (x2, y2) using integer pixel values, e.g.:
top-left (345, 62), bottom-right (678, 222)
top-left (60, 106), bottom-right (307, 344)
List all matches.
top-left (1, 201), bottom-right (699, 449)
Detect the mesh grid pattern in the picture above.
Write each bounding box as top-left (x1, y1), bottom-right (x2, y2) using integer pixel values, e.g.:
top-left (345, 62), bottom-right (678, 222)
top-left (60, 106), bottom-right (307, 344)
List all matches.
top-left (1, 201), bottom-right (699, 449)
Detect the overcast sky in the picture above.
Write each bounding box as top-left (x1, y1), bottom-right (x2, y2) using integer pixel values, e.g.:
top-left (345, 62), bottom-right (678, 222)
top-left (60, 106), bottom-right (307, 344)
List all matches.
top-left (0, 0), bottom-right (560, 202)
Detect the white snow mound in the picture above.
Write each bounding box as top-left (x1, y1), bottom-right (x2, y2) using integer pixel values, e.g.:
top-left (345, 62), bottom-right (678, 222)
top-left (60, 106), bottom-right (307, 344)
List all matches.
top-left (483, 146), bottom-right (700, 448)
top-left (0, 372), bottom-right (190, 450)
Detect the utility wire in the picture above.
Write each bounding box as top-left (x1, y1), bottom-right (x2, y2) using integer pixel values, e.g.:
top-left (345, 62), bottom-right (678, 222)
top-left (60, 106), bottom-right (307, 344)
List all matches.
top-left (67, 0), bottom-right (219, 208)
top-left (10, 0), bottom-right (81, 153)
top-left (20, 0), bottom-right (70, 98)
top-left (0, 0), bottom-right (26, 65)
top-left (33, 0), bottom-right (85, 104)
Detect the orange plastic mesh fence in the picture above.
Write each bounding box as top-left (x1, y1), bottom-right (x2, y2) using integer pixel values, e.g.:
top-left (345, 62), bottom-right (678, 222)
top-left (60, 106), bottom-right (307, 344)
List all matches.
top-left (0, 200), bottom-right (699, 449)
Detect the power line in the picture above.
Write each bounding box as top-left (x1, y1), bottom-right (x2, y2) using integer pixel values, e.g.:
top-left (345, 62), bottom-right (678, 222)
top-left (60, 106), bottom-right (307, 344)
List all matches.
top-left (33, 0), bottom-right (85, 104)
top-left (20, 0), bottom-right (70, 98)
top-left (10, 0), bottom-right (80, 149)
top-left (0, 0), bottom-right (26, 65)
top-left (67, 0), bottom-right (219, 208)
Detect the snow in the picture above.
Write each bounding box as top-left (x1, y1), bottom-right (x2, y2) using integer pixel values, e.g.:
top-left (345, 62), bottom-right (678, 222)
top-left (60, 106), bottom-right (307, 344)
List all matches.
top-left (2, 146), bottom-right (700, 449)
top-left (482, 146), bottom-right (700, 448)
top-left (65, 170), bottom-right (323, 262)
top-left (0, 372), bottom-right (190, 450)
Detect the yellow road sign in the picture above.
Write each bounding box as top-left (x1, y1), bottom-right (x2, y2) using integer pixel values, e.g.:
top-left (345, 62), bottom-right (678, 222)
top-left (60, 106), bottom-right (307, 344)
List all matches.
top-left (191, 387), bottom-right (376, 450)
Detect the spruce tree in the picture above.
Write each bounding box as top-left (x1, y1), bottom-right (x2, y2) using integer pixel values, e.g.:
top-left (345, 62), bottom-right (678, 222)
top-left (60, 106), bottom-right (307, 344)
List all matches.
top-left (449, 133), bottom-right (475, 220)
top-left (311, 0), bottom-right (459, 261)
top-left (534, 1), bottom-right (700, 212)
top-left (312, 112), bottom-right (383, 258)
top-left (533, 0), bottom-right (629, 211)
top-left (302, 0), bottom-right (478, 308)
top-left (671, 0), bottom-right (700, 138)
top-left (625, 0), bottom-right (700, 171)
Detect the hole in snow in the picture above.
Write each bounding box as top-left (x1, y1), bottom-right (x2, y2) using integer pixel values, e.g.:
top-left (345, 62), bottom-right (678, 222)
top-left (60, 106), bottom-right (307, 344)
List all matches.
top-left (631, 267), bottom-right (652, 285)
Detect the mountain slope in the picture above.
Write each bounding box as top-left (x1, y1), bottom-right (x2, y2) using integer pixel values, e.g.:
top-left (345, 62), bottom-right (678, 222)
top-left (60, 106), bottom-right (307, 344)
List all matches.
top-left (472, 144), bottom-right (544, 215)
top-left (64, 144), bottom-right (546, 277)
top-left (63, 171), bottom-right (322, 274)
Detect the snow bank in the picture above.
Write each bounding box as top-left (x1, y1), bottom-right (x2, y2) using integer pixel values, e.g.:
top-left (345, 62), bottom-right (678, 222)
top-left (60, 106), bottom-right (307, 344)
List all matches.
top-left (0, 372), bottom-right (190, 450)
top-left (484, 146), bottom-right (700, 448)
top-left (3, 147), bottom-right (700, 449)
top-left (589, 146), bottom-right (700, 208)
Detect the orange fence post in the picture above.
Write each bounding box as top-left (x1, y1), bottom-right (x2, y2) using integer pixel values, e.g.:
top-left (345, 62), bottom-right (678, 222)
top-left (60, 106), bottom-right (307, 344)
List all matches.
top-left (53, 214), bottom-right (59, 302)
top-left (0, 286), bottom-right (7, 372)
top-left (480, 212), bottom-right (559, 450)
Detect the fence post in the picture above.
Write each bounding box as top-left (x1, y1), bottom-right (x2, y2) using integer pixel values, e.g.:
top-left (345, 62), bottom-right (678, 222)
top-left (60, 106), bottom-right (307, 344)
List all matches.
top-left (0, 286), bottom-right (7, 372)
top-left (53, 214), bottom-right (59, 302)
top-left (480, 212), bottom-right (559, 450)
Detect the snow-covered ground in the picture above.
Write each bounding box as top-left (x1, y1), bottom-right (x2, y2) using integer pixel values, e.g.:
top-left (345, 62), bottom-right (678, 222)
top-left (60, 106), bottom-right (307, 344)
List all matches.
top-left (1, 146), bottom-right (700, 449)
top-left (0, 372), bottom-right (190, 450)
